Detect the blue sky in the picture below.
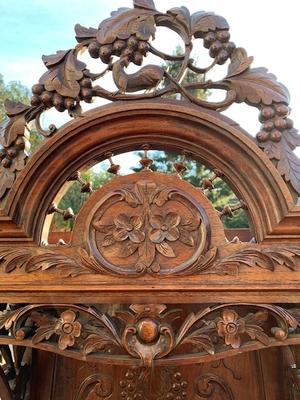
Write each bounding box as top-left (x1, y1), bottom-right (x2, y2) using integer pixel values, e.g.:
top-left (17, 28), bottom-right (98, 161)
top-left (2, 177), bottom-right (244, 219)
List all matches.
top-left (1, 0), bottom-right (300, 143)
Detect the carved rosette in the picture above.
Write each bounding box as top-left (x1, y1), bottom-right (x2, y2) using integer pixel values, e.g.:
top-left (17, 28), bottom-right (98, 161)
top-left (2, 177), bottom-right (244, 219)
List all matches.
top-left (88, 176), bottom-right (208, 275)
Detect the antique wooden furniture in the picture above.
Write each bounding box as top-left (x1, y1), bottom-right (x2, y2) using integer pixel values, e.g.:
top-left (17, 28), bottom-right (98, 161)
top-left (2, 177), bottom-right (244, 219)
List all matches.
top-left (1, 0), bottom-right (300, 398)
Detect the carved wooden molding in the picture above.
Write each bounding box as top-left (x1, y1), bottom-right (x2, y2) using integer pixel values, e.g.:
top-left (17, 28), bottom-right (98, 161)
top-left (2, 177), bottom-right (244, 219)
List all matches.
top-left (1, 0), bottom-right (300, 200)
top-left (1, 243), bottom-right (300, 277)
top-left (0, 303), bottom-right (300, 367)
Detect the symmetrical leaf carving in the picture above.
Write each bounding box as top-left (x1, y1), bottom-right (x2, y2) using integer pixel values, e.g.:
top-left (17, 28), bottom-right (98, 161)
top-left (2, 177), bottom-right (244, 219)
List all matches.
top-left (0, 303), bottom-right (299, 366)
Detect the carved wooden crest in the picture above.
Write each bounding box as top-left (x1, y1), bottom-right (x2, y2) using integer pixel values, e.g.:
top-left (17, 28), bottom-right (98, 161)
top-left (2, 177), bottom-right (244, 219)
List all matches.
top-left (72, 171), bottom-right (215, 275)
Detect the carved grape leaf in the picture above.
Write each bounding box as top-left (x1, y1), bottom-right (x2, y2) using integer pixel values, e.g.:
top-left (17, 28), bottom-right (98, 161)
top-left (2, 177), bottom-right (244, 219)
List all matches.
top-left (191, 12), bottom-right (229, 38)
top-left (0, 101), bottom-right (29, 147)
top-left (277, 139), bottom-right (300, 194)
top-left (225, 67), bottom-right (290, 106)
top-left (214, 246), bottom-right (300, 273)
top-left (133, 0), bottom-right (156, 10)
top-left (227, 48), bottom-right (253, 78)
top-left (75, 23), bottom-right (97, 42)
top-left (0, 167), bottom-right (15, 200)
top-left (39, 49), bottom-right (86, 98)
top-left (163, 7), bottom-right (191, 43)
top-left (97, 8), bottom-right (157, 45)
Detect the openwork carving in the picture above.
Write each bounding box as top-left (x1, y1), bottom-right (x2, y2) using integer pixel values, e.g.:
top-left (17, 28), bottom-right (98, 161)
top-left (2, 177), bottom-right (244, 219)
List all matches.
top-left (0, 303), bottom-right (299, 367)
top-left (91, 178), bottom-right (206, 274)
top-left (1, 0), bottom-right (300, 199)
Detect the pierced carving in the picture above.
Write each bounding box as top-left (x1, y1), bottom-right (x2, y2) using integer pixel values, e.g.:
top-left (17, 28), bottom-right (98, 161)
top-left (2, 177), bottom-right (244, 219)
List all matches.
top-left (195, 373), bottom-right (234, 399)
top-left (1, 0), bottom-right (300, 199)
top-left (0, 303), bottom-right (299, 366)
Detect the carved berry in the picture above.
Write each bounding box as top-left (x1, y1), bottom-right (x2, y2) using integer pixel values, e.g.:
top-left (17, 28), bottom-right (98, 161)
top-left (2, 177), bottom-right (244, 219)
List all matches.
top-left (216, 29), bottom-right (230, 42)
top-left (263, 120), bottom-right (274, 131)
top-left (138, 41), bottom-right (150, 55)
top-left (88, 41), bottom-right (101, 59)
top-left (203, 31), bottom-right (216, 48)
top-left (274, 103), bottom-right (289, 116)
top-left (256, 130), bottom-right (270, 142)
top-left (209, 40), bottom-right (223, 57)
top-left (15, 137), bottom-right (26, 150)
top-left (80, 87), bottom-right (93, 103)
top-left (223, 41), bottom-right (236, 54)
top-left (133, 52), bottom-right (143, 66)
top-left (113, 40), bottom-right (126, 56)
top-left (1, 158), bottom-right (12, 168)
top-left (80, 78), bottom-right (92, 88)
top-left (0, 148), bottom-right (7, 160)
top-left (259, 106), bottom-right (275, 122)
top-left (32, 83), bottom-right (44, 95)
top-left (285, 118), bottom-right (294, 129)
top-left (216, 49), bottom-right (229, 65)
top-left (31, 94), bottom-right (41, 107)
top-left (7, 147), bottom-right (18, 159)
top-left (270, 129), bottom-right (282, 142)
top-left (127, 36), bottom-right (139, 50)
top-left (122, 48), bottom-right (134, 60)
top-left (99, 45), bottom-right (113, 64)
top-left (273, 117), bottom-right (287, 130)
top-left (40, 91), bottom-right (53, 107)
top-left (64, 97), bottom-right (76, 110)
top-left (53, 93), bottom-right (65, 111)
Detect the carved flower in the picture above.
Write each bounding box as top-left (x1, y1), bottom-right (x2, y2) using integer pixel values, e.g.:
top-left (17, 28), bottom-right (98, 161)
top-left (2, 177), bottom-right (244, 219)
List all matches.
top-left (149, 212), bottom-right (180, 243)
top-left (54, 310), bottom-right (81, 350)
top-left (113, 213), bottom-right (145, 243)
top-left (217, 309), bottom-right (245, 349)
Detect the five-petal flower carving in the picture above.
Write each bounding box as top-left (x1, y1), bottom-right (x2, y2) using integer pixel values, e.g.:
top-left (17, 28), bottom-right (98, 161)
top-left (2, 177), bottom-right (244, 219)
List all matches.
top-left (113, 214), bottom-right (145, 244)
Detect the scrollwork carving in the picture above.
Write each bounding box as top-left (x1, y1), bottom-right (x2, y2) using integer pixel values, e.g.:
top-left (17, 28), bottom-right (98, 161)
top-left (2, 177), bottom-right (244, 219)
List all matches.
top-left (194, 373), bottom-right (234, 399)
top-left (1, 0), bottom-right (300, 198)
top-left (74, 373), bottom-right (113, 400)
top-left (0, 303), bottom-right (299, 366)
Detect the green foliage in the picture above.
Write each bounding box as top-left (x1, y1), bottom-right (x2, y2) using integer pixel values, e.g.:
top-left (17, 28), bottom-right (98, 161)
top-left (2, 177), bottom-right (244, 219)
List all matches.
top-left (0, 73), bottom-right (43, 152)
top-left (133, 151), bottom-right (249, 229)
top-left (51, 170), bottom-right (111, 231)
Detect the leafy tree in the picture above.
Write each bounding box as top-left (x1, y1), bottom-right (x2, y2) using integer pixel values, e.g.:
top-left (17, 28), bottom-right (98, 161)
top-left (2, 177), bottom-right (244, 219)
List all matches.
top-left (0, 74), bottom-right (44, 152)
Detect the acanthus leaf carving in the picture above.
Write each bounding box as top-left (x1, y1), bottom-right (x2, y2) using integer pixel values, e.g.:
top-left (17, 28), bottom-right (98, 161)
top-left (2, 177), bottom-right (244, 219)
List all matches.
top-left (133, 0), bottom-right (156, 11)
top-left (74, 23), bottom-right (97, 42)
top-left (0, 303), bottom-right (299, 367)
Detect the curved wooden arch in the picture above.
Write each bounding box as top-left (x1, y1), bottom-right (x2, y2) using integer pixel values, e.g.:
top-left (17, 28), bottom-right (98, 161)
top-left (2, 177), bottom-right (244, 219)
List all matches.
top-left (4, 100), bottom-right (294, 243)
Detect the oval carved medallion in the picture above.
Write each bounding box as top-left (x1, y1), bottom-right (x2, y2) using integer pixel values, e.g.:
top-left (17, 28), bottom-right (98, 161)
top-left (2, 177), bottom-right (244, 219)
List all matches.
top-left (85, 172), bottom-right (209, 275)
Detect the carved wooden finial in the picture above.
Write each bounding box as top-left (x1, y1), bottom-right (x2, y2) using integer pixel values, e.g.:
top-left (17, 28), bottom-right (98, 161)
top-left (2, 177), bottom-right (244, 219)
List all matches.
top-left (68, 171), bottom-right (93, 193)
top-left (105, 152), bottom-right (120, 175)
top-left (48, 202), bottom-right (75, 220)
top-left (139, 144), bottom-right (153, 170)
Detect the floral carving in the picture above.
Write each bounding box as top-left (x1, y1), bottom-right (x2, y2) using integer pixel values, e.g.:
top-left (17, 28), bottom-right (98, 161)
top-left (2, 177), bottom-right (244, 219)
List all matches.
top-left (217, 310), bottom-right (246, 349)
top-left (0, 303), bottom-right (299, 367)
top-left (54, 310), bottom-right (82, 350)
top-left (93, 180), bottom-right (202, 273)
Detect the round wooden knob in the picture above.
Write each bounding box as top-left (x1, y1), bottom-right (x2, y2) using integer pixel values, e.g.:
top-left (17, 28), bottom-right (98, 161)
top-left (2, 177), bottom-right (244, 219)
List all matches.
top-left (137, 318), bottom-right (159, 343)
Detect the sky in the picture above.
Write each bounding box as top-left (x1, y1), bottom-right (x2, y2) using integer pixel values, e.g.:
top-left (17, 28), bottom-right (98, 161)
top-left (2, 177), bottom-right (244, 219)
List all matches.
top-left (1, 0), bottom-right (300, 160)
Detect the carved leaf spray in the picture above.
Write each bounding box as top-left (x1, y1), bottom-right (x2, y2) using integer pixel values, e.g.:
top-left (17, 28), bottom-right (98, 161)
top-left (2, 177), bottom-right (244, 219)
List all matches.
top-left (0, 0), bottom-right (300, 199)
